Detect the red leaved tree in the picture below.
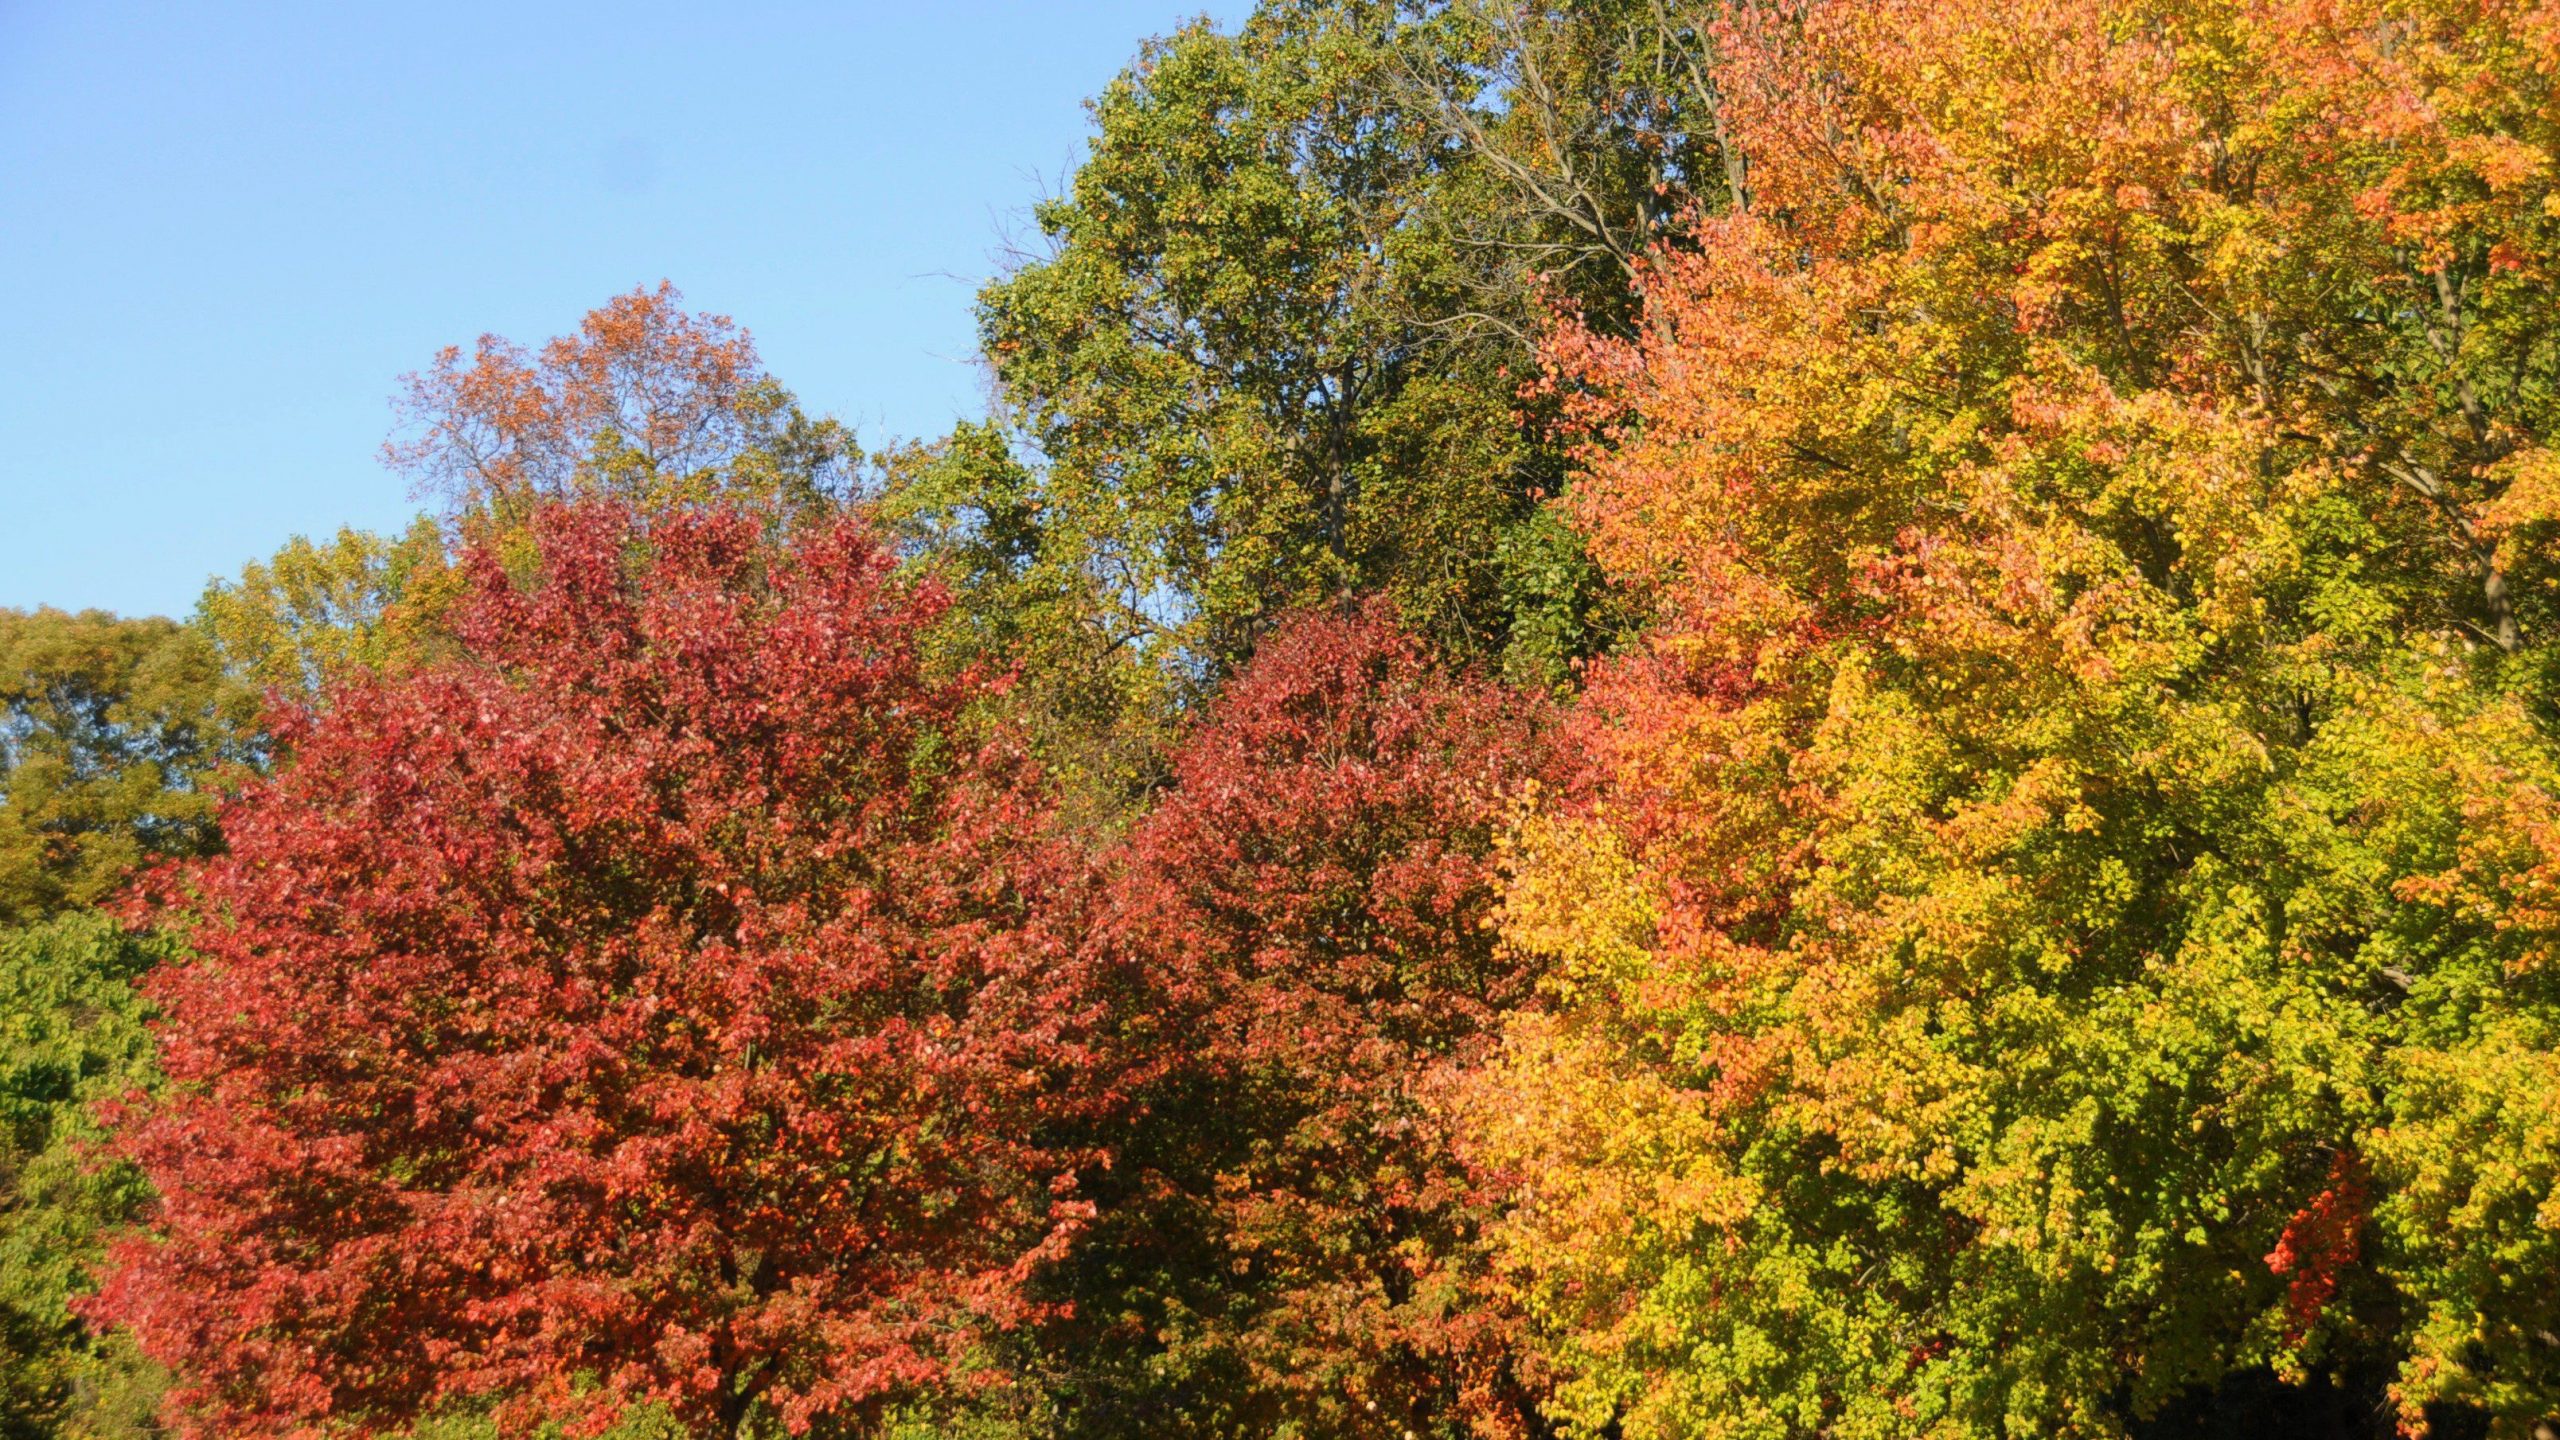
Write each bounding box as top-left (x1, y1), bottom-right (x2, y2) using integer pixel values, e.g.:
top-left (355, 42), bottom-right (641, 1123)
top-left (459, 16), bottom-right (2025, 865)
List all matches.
top-left (1045, 602), bottom-right (1557, 1440)
top-left (89, 502), bottom-right (1119, 1439)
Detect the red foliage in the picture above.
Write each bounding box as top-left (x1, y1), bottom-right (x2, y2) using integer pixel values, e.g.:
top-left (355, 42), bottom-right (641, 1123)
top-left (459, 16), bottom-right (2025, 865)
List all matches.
top-left (1086, 602), bottom-right (1557, 1438)
top-left (89, 503), bottom-right (1120, 1440)
top-left (2265, 1152), bottom-right (2370, 1344)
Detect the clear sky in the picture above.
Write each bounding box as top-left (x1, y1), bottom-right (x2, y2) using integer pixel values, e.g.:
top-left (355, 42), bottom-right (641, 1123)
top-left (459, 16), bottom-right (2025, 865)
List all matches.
top-left (0, 1), bottom-right (1242, 619)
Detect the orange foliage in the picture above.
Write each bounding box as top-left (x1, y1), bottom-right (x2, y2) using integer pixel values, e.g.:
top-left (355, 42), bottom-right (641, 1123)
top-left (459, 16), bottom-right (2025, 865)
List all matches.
top-left (386, 283), bottom-right (844, 521)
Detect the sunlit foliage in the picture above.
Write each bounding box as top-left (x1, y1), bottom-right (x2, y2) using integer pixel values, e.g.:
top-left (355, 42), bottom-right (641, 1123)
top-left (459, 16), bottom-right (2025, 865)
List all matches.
top-left (91, 504), bottom-right (1128, 1440)
top-left (1482, 0), bottom-right (2560, 1434)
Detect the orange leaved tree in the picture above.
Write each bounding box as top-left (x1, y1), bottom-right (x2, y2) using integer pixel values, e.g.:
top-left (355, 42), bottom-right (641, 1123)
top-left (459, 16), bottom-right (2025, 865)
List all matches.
top-left (1484, 0), bottom-right (2560, 1435)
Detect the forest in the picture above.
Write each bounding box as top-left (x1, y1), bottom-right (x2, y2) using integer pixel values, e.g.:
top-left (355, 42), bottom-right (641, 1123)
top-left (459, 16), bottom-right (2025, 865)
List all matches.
top-left (8, 1), bottom-right (2560, 1437)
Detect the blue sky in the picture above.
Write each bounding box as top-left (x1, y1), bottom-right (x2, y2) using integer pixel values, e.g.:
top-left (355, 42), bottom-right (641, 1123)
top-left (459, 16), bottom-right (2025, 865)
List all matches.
top-left (0, 2), bottom-right (1242, 618)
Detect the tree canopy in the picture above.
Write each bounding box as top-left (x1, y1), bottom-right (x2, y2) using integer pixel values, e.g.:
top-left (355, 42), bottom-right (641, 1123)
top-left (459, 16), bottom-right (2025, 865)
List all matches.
top-left (1032, 603), bottom-right (1555, 1439)
top-left (1483, 0), bottom-right (2560, 1434)
top-left (18, 2), bottom-right (2560, 1439)
top-left (91, 504), bottom-right (1124, 1440)
top-left (0, 610), bottom-right (251, 929)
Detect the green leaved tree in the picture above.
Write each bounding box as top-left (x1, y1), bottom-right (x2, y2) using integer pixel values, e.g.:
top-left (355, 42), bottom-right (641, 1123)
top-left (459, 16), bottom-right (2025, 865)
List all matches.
top-left (0, 610), bottom-right (252, 929)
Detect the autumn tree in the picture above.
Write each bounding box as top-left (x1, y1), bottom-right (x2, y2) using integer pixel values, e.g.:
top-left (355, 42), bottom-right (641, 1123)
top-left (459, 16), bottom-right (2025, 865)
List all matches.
top-left (1016, 603), bottom-right (1554, 1440)
top-left (1480, 0), bottom-right (2560, 1435)
top-left (388, 284), bottom-right (856, 529)
top-left (89, 502), bottom-right (1125, 1440)
top-left (212, 285), bottom-right (863, 715)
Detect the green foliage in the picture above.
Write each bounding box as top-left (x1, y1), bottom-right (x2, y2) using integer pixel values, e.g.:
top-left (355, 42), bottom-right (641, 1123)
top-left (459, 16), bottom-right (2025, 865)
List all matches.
top-left (193, 518), bottom-right (456, 704)
top-left (0, 913), bottom-right (168, 1440)
top-left (955, 0), bottom-right (1688, 731)
top-left (0, 611), bottom-right (252, 929)
top-left (401, 1403), bottom-right (688, 1440)
top-left (874, 423), bottom-right (1185, 809)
